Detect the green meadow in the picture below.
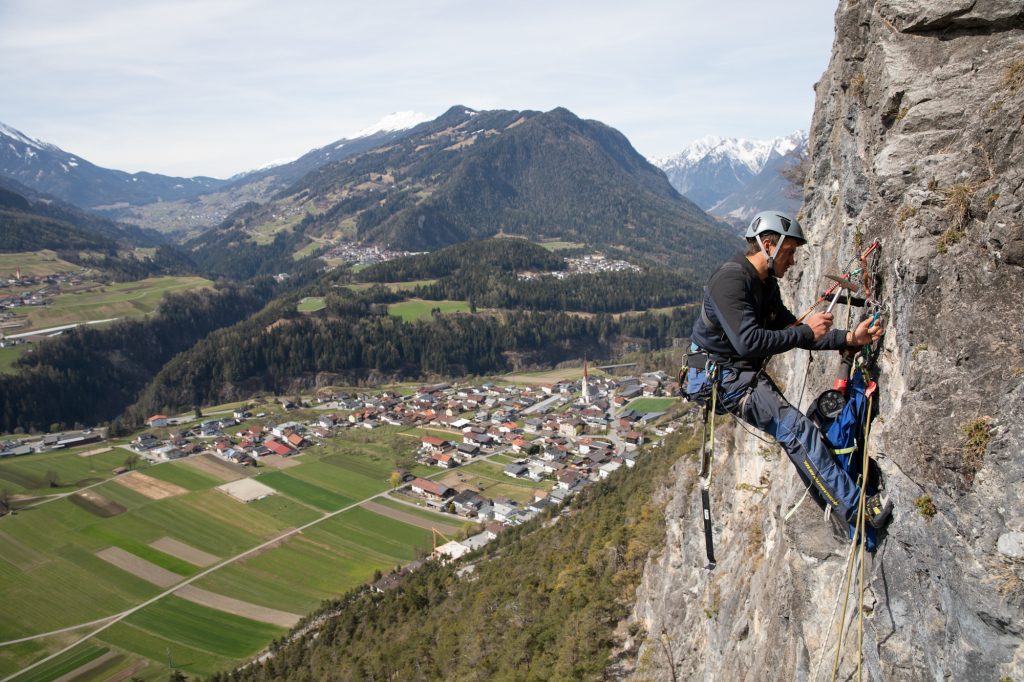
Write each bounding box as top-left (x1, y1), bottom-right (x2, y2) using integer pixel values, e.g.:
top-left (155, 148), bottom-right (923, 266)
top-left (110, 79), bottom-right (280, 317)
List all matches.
top-left (193, 507), bottom-right (432, 614)
top-left (345, 278), bottom-right (438, 292)
top-left (296, 296), bottom-right (326, 312)
top-left (626, 397), bottom-right (678, 413)
top-left (0, 251), bottom-right (79, 277)
top-left (446, 460), bottom-right (551, 504)
top-left (538, 240), bottom-right (586, 251)
top-left (18, 276), bottom-right (212, 332)
top-left (256, 470), bottom-right (354, 511)
top-left (0, 345), bottom-right (30, 375)
top-left (0, 446), bottom-right (129, 495)
top-left (387, 298), bottom-right (470, 321)
top-left (8, 642), bottom-right (109, 682)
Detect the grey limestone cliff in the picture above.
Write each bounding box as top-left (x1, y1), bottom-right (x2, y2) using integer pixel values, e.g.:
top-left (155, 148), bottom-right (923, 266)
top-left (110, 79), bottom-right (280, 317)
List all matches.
top-left (628, 1), bottom-right (1024, 680)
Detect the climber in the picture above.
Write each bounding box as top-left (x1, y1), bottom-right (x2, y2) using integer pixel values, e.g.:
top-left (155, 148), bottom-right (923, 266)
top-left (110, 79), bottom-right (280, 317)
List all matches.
top-left (684, 210), bottom-right (892, 531)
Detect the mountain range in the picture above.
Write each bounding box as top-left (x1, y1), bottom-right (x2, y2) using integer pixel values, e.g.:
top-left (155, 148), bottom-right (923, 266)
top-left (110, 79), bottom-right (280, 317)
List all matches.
top-left (0, 117), bottom-right (433, 234)
top-left (1, 107), bottom-right (738, 276)
top-left (0, 122), bottom-right (227, 210)
top-left (652, 131), bottom-right (807, 227)
top-left (214, 106), bottom-right (731, 267)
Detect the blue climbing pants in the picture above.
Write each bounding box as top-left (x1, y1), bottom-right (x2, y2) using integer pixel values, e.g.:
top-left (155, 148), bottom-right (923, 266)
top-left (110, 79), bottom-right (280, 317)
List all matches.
top-left (718, 368), bottom-right (862, 524)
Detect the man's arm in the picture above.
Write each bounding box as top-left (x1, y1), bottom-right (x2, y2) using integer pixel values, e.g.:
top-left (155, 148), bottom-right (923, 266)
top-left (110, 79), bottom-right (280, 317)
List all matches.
top-left (708, 270), bottom-right (813, 357)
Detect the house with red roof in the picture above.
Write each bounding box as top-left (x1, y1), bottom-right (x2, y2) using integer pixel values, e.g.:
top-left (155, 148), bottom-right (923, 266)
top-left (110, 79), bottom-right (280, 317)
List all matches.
top-left (264, 439), bottom-right (294, 456)
top-left (410, 477), bottom-right (453, 500)
top-left (419, 436), bottom-right (451, 453)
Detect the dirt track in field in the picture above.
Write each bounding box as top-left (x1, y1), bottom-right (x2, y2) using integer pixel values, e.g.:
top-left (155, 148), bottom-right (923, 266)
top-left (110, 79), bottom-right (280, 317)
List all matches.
top-left (111, 471), bottom-right (187, 500)
top-left (95, 547), bottom-right (182, 588)
top-left (70, 490), bottom-right (127, 517)
top-left (259, 454), bottom-right (302, 469)
top-left (175, 585), bottom-right (301, 628)
top-left (361, 500), bottom-right (462, 536)
top-left (77, 446), bottom-right (112, 457)
top-left (150, 536), bottom-right (220, 567)
top-left (181, 453), bottom-right (247, 481)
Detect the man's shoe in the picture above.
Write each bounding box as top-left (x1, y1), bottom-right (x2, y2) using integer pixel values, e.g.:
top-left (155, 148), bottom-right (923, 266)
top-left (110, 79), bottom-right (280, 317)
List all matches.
top-left (865, 492), bottom-right (893, 529)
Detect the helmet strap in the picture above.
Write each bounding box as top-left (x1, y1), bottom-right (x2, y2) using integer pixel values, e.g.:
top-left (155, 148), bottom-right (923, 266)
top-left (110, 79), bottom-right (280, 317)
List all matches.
top-left (756, 234), bottom-right (786, 277)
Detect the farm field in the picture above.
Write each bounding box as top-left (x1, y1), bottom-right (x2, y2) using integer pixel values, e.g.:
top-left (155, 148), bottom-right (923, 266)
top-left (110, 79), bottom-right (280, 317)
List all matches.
top-left (0, 423), bottom-right (464, 679)
top-left (7, 641), bottom-right (112, 682)
top-left (17, 276), bottom-right (212, 333)
top-left (538, 240), bottom-right (586, 251)
top-left (0, 251), bottom-right (79, 277)
top-left (0, 628), bottom-right (99, 681)
top-left (192, 506), bottom-right (433, 615)
top-left (345, 278), bottom-right (438, 292)
top-left (626, 397), bottom-right (679, 414)
top-left (503, 365), bottom-right (607, 384)
top-left (441, 460), bottom-right (551, 504)
top-left (387, 298), bottom-right (470, 321)
top-left (141, 461), bottom-right (224, 491)
top-left (0, 445), bottom-right (128, 496)
top-left (256, 470), bottom-right (353, 511)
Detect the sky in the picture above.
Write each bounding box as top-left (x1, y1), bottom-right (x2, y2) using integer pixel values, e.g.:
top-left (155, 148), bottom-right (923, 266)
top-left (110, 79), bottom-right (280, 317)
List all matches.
top-left (0, 0), bottom-right (838, 179)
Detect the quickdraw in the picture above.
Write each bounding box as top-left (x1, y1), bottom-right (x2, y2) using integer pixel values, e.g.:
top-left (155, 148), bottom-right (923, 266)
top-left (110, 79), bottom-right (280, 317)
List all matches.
top-left (794, 239), bottom-right (881, 326)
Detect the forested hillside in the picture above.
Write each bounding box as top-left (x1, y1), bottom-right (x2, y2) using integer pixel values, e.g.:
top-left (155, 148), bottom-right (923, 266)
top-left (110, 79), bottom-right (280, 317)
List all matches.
top-left (0, 177), bottom-right (198, 280)
top-left (126, 283), bottom-right (696, 421)
top-left (355, 238), bottom-right (568, 281)
top-left (0, 282), bottom-right (277, 433)
top-left (214, 428), bottom-right (696, 682)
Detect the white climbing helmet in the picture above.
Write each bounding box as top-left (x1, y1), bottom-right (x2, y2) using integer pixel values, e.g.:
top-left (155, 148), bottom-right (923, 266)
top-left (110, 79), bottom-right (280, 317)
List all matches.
top-left (746, 211), bottom-right (805, 275)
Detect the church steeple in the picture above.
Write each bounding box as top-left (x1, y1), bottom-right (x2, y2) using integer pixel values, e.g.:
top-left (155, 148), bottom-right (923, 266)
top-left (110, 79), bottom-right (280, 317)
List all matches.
top-left (582, 354), bottom-right (590, 404)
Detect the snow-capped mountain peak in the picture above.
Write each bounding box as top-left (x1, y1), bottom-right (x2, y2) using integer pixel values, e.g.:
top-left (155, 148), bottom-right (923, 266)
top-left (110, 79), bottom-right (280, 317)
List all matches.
top-left (0, 122), bottom-right (61, 153)
top-left (655, 131), bottom-right (806, 177)
top-left (651, 131), bottom-right (807, 216)
top-left (348, 111), bottom-right (431, 140)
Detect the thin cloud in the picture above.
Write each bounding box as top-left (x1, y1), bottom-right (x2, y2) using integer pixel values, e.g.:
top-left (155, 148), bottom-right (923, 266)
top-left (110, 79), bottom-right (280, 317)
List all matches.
top-left (0, 0), bottom-right (837, 177)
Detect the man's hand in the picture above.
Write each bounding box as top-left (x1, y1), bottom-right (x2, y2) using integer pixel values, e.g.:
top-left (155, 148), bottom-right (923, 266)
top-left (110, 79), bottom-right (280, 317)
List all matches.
top-left (847, 316), bottom-right (884, 346)
top-left (806, 312), bottom-right (834, 340)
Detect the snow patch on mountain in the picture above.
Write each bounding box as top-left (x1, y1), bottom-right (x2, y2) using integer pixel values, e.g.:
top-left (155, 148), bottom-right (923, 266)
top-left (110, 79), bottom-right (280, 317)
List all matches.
top-left (349, 111), bottom-right (431, 139)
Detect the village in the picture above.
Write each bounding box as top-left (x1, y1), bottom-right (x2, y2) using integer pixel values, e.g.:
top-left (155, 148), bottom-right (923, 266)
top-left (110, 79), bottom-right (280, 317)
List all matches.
top-left (517, 253), bottom-right (641, 281)
top-left (0, 267), bottom-right (92, 334)
top-left (323, 241), bottom-right (422, 267)
top-left (2, 365), bottom-right (686, 568)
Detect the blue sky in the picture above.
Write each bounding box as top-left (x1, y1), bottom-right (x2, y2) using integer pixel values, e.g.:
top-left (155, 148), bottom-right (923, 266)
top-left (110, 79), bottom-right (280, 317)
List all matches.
top-left (0, 0), bottom-right (838, 178)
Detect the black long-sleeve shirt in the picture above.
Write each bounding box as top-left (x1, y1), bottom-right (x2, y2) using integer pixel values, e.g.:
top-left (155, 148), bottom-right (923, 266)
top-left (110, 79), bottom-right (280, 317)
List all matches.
top-left (690, 255), bottom-right (848, 368)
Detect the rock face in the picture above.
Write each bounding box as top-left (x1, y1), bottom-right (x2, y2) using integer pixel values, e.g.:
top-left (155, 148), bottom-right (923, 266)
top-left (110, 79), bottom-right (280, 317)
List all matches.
top-left (629, 2), bottom-right (1024, 680)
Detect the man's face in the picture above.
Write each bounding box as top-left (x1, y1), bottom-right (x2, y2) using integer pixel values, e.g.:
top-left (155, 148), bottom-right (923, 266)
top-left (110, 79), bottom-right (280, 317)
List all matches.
top-left (771, 239), bottom-right (800, 277)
